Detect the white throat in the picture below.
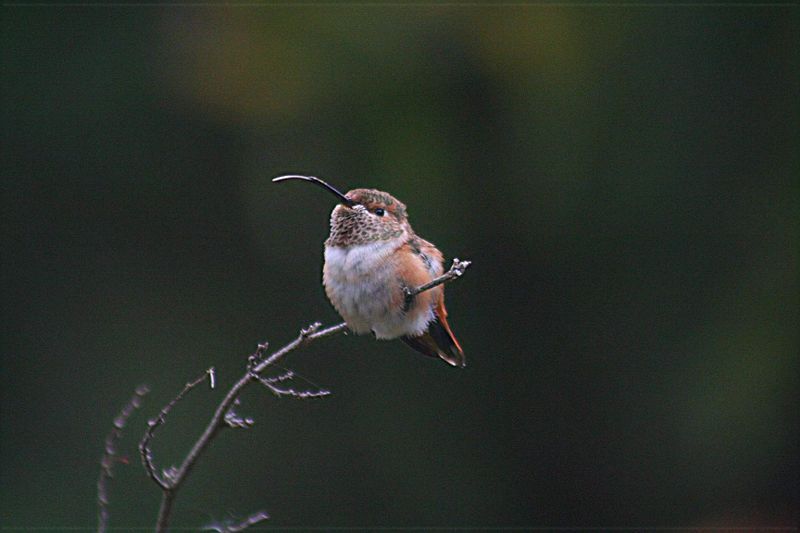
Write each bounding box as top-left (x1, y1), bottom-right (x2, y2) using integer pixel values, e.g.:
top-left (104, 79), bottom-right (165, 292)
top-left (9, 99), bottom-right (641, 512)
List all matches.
top-left (324, 239), bottom-right (400, 277)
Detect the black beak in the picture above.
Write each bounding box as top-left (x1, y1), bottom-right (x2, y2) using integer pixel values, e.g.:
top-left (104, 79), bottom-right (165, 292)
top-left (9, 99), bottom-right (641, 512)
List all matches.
top-left (272, 175), bottom-right (355, 207)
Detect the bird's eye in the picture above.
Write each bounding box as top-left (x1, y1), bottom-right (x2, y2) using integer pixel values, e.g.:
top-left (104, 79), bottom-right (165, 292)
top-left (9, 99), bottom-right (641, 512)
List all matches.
top-left (374, 208), bottom-right (385, 217)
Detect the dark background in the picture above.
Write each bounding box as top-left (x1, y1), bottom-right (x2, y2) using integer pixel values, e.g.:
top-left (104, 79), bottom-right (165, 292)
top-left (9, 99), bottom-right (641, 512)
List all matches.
top-left (2, 4), bottom-right (797, 530)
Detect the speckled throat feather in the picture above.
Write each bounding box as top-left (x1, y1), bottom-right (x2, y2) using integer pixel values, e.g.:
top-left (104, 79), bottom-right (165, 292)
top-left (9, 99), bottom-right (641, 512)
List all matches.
top-left (325, 189), bottom-right (409, 247)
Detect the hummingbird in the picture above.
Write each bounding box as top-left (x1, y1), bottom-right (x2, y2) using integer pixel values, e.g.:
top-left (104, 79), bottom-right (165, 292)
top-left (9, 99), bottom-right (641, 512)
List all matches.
top-left (272, 175), bottom-right (465, 367)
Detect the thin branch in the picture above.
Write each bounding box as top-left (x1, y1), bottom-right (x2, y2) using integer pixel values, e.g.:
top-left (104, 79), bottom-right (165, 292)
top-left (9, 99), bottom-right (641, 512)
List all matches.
top-left (139, 368), bottom-right (215, 490)
top-left (154, 322), bottom-right (348, 533)
top-left (144, 257), bottom-right (471, 532)
top-left (97, 384), bottom-right (149, 533)
top-left (148, 324), bottom-right (340, 533)
top-left (404, 258), bottom-right (472, 304)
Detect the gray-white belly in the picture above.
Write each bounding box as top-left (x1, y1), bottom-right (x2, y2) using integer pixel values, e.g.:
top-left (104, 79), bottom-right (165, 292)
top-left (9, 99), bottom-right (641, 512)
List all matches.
top-left (323, 240), bottom-right (430, 339)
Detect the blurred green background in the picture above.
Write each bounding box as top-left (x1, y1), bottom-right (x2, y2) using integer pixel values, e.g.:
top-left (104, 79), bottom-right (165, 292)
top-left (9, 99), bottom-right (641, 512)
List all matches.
top-left (2, 4), bottom-right (797, 530)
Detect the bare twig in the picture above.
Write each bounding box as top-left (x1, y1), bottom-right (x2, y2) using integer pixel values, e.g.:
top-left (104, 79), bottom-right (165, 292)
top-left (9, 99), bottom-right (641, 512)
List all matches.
top-left (250, 321), bottom-right (349, 375)
top-left (404, 258), bottom-right (472, 304)
top-left (256, 373), bottom-right (331, 398)
top-left (223, 399), bottom-right (255, 429)
top-left (143, 257), bottom-right (471, 532)
top-left (260, 369), bottom-right (294, 383)
top-left (151, 322), bottom-right (348, 531)
top-left (139, 368), bottom-right (214, 490)
top-left (97, 384), bottom-right (149, 533)
top-left (202, 510), bottom-right (270, 532)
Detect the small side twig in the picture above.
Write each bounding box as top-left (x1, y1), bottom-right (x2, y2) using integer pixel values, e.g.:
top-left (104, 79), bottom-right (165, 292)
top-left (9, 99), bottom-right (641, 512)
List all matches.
top-left (256, 373), bottom-right (331, 399)
top-left (139, 368), bottom-right (214, 490)
top-left (97, 384), bottom-right (149, 533)
top-left (142, 257), bottom-right (471, 532)
top-left (223, 399), bottom-right (255, 429)
top-left (249, 321), bottom-right (348, 375)
top-left (202, 510), bottom-right (270, 533)
top-left (404, 258), bottom-right (471, 305)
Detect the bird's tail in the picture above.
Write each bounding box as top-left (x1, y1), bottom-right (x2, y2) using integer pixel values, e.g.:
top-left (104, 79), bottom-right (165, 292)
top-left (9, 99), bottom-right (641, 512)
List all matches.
top-left (401, 312), bottom-right (465, 367)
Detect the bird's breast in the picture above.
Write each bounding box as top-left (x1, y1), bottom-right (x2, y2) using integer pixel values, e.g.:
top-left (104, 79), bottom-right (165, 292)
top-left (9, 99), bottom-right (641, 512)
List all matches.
top-left (323, 240), bottom-right (401, 333)
top-left (323, 239), bottom-right (400, 281)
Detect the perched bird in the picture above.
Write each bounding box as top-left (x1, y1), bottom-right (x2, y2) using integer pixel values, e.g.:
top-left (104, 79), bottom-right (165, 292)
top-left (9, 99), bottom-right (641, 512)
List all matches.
top-left (273, 175), bottom-right (465, 367)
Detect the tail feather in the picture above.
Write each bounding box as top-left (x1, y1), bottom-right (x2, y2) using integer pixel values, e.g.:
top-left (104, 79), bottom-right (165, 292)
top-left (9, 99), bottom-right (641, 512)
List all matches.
top-left (401, 316), bottom-right (465, 367)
